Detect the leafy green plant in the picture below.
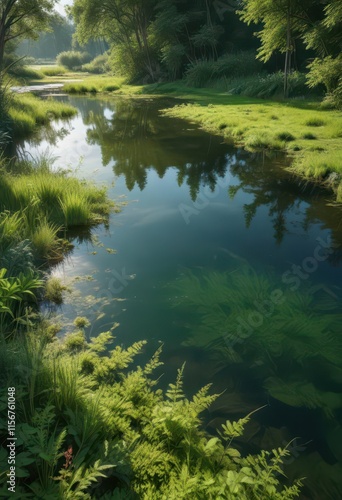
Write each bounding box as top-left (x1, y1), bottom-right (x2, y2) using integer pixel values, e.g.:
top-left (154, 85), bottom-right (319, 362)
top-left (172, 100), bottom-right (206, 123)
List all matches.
top-left (0, 268), bottom-right (43, 337)
top-left (82, 53), bottom-right (110, 74)
top-left (57, 51), bottom-right (92, 70)
top-left (0, 327), bottom-right (303, 498)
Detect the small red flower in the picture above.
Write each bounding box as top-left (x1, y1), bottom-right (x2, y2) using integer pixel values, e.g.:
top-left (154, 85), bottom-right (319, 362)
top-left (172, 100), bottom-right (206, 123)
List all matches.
top-left (63, 445), bottom-right (73, 469)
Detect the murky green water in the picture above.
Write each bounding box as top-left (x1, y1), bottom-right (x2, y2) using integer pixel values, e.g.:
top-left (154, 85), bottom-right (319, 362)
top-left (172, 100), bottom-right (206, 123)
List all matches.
top-left (21, 96), bottom-right (342, 499)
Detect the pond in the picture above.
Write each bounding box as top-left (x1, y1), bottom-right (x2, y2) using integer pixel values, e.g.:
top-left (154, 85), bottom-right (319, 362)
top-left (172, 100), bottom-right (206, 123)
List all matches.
top-left (20, 95), bottom-right (342, 499)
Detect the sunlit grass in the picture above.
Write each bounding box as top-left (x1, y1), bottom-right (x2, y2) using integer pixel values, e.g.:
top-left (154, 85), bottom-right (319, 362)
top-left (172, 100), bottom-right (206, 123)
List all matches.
top-left (60, 192), bottom-right (91, 227)
top-left (9, 93), bottom-right (77, 137)
top-left (63, 75), bottom-right (124, 94)
top-left (159, 90), bottom-right (342, 200)
top-left (30, 220), bottom-right (61, 258)
top-left (0, 158), bottom-right (115, 259)
top-left (40, 66), bottom-right (68, 77)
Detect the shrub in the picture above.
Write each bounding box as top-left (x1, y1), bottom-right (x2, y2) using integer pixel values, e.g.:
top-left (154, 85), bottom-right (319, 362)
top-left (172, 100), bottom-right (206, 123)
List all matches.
top-left (307, 55), bottom-right (342, 94)
top-left (185, 51), bottom-right (262, 88)
top-left (82, 53), bottom-right (110, 74)
top-left (227, 71), bottom-right (308, 99)
top-left (57, 51), bottom-right (92, 70)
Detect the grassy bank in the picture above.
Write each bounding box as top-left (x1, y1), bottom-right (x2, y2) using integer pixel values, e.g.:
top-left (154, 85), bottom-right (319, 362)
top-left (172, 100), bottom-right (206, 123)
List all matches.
top-left (145, 83), bottom-right (342, 201)
top-left (9, 93), bottom-right (77, 136)
top-left (49, 72), bottom-right (342, 201)
top-left (0, 157), bottom-right (113, 261)
top-left (63, 75), bottom-right (125, 94)
top-left (16, 68), bottom-right (342, 200)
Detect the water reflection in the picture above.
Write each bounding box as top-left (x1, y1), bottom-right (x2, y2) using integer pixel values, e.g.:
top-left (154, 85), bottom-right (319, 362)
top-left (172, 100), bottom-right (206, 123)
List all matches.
top-left (60, 96), bottom-right (341, 249)
top-left (17, 95), bottom-right (342, 498)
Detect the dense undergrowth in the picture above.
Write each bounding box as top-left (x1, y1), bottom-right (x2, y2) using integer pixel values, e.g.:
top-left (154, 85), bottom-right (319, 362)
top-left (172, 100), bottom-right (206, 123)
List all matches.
top-left (0, 321), bottom-right (303, 499)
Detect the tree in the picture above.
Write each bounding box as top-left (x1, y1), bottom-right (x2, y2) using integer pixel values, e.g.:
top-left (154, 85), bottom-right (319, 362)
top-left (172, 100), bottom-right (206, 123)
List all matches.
top-left (0, 0), bottom-right (55, 70)
top-left (238, 0), bottom-right (312, 97)
top-left (71, 0), bottom-right (159, 81)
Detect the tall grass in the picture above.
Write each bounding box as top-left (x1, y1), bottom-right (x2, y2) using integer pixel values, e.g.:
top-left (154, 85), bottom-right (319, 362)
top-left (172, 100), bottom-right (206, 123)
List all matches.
top-left (0, 158), bottom-right (114, 260)
top-left (185, 51), bottom-right (262, 88)
top-left (9, 93), bottom-right (77, 137)
top-left (30, 220), bottom-right (61, 258)
top-left (60, 192), bottom-right (91, 226)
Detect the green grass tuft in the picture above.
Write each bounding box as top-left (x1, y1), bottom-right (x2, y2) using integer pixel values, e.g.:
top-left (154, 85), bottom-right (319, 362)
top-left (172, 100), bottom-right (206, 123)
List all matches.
top-left (40, 66), bottom-right (67, 77)
top-left (45, 276), bottom-right (66, 304)
top-left (305, 117), bottom-right (326, 127)
top-left (59, 192), bottom-right (91, 227)
top-left (276, 131), bottom-right (296, 142)
top-left (30, 220), bottom-right (60, 258)
top-left (302, 132), bottom-right (317, 140)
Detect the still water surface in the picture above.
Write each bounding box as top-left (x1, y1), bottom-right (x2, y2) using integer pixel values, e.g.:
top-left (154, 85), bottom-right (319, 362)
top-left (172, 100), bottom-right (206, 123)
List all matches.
top-left (21, 96), bottom-right (342, 499)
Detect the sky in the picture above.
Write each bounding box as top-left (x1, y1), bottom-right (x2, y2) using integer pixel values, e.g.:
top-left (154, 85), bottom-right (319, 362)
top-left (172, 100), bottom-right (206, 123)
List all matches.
top-left (55, 0), bottom-right (72, 16)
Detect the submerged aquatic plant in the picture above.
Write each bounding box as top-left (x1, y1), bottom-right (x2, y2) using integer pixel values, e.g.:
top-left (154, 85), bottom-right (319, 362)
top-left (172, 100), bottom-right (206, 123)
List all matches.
top-left (169, 262), bottom-right (342, 417)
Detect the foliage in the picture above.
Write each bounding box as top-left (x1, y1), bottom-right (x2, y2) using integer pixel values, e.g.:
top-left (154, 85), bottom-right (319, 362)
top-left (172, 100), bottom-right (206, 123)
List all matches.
top-left (184, 52), bottom-right (262, 88)
top-left (227, 72), bottom-right (308, 99)
top-left (0, 156), bottom-right (114, 264)
top-left (82, 53), bottom-right (110, 74)
top-left (0, 327), bottom-right (303, 498)
top-left (57, 51), bottom-right (92, 71)
top-left (307, 55), bottom-right (342, 109)
top-left (0, 0), bottom-right (55, 71)
top-left (0, 267), bottom-right (43, 337)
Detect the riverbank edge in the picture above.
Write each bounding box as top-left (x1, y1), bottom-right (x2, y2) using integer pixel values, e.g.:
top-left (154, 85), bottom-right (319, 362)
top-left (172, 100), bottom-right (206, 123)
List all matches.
top-left (139, 83), bottom-right (342, 203)
top-left (55, 76), bottom-right (342, 203)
